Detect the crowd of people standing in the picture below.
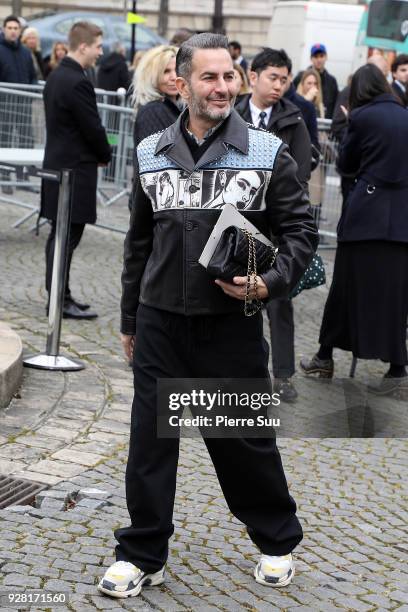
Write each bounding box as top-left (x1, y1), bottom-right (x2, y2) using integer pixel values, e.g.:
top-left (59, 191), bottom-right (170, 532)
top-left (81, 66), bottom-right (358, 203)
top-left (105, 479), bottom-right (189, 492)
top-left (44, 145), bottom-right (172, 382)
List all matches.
top-left (1, 13), bottom-right (408, 398)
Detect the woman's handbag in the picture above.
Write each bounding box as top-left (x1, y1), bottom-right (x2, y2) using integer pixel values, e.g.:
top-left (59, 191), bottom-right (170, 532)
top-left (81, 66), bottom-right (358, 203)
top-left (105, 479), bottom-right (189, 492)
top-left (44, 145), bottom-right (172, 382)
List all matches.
top-left (206, 226), bottom-right (278, 316)
top-left (289, 252), bottom-right (326, 298)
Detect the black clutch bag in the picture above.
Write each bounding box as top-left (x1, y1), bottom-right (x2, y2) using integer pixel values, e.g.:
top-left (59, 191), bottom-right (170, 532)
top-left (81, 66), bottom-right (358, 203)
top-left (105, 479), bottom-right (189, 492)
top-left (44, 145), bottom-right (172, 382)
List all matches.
top-left (206, 226), bottom-right (278, 316)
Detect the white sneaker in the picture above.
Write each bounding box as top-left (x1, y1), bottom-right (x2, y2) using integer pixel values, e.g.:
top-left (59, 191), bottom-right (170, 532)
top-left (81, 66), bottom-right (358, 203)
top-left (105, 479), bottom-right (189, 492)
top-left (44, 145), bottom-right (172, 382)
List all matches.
top-left (97, 560), bottom-right (165, 598)
top-left (254, 553), bottom-right (295, 587)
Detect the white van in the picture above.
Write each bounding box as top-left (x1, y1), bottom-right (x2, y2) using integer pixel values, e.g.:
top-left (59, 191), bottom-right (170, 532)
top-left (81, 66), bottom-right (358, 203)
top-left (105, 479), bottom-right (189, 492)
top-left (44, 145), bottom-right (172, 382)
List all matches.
top-left (267, 1), bottom-right (365, 88)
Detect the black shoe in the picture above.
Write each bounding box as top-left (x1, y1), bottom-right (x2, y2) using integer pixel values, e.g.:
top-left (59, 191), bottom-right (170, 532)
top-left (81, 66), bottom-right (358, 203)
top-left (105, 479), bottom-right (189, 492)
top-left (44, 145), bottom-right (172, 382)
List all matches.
top-left (273, 378), bottom-right (298, 403)
top-left (63, 301), bottom-right (98, 319)
top-left (67, 296), bottom-right (90, 311)
top-left (300, 354), bottom-right (334, 378)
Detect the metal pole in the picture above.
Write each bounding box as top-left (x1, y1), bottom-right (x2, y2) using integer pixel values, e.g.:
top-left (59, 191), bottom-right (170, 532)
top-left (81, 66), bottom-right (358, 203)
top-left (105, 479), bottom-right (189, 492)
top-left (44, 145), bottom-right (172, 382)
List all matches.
top-left (12, 0), bottom-right (23, 15)
top-left (212, 0), bottom-right (224, 33)
top-left (24, 169), bottom-right (84, 371)
top-left (46, 169), bottom-right (72, 356)
top-left (158, 0), bottom-right (169, 38)
top-left (349, 356), bottom-right (358, 378)
top-left (131, 0), bottom-right (137, 61)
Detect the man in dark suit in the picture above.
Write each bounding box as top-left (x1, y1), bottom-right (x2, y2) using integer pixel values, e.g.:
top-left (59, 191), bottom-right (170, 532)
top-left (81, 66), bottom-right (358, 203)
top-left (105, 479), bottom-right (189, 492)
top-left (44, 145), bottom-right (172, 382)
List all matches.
top-left (236, 48), bottom-right (312, 403)
top-left (391, 54), bottom-right (408, 107)
top-left (41, 21), bottom-right (111, 319)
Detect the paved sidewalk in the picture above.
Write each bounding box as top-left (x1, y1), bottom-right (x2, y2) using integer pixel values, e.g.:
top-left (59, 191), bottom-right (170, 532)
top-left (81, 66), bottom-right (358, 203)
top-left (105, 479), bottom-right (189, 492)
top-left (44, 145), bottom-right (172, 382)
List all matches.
top-left (0, 199), bottom-right (407, 611)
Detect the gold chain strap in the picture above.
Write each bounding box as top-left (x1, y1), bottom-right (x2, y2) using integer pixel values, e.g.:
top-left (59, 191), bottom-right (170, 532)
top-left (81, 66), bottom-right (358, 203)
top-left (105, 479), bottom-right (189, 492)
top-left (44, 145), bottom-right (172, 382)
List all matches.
top-left (242, 230), bottom-right (278, 317)
top-left (243, 229), bottom-right (261, 317)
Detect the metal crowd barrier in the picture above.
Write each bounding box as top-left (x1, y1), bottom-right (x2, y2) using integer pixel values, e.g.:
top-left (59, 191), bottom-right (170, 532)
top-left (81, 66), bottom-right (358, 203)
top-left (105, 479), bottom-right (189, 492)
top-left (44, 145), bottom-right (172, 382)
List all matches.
top-left (0, 85), bottom-right (345, 240)
top-left (0, 84), bottom-right (134, 234)
top-left (309, 118), bottom-right (342, 247)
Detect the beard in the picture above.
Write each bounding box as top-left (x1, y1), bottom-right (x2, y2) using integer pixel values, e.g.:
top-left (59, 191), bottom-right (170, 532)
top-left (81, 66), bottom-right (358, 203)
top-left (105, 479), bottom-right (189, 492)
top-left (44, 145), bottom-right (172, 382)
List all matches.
top-left (189, 91), bottom-right (235, 122)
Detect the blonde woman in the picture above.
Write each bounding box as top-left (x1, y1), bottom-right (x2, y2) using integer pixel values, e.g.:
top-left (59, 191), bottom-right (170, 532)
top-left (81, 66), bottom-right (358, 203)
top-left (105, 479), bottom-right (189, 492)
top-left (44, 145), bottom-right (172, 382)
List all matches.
top-left (44, 41), bottom-right (68, 79)
top-left (297, 68), bottom-right (325, 118)
top-left (21, 27), bottom-right (44, 79)
top-left (132, 45), bottom-right (180, 147)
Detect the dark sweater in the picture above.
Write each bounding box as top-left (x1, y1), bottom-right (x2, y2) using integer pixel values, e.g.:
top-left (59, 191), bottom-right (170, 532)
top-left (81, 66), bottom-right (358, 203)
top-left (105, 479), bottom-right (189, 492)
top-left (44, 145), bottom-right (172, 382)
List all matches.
top-left (0, 34), bottom-right (37, 83)
top-left (134, 97), bottom-right (181, 148)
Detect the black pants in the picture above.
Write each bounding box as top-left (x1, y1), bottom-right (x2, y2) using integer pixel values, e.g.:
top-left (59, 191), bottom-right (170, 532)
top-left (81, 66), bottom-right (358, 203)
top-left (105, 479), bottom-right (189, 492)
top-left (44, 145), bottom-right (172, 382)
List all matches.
top-left (114, 305), bottom-right (302, 573)
top-left (265, 299), bottom-right (295, 379)
top-left (45, 220), bottom-right (85, 299)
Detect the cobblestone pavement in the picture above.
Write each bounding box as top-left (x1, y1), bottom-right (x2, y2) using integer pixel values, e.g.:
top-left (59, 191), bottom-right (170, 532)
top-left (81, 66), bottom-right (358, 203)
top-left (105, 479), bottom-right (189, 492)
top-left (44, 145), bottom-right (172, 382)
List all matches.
top-left (0, 198), bottom-right (407, 611)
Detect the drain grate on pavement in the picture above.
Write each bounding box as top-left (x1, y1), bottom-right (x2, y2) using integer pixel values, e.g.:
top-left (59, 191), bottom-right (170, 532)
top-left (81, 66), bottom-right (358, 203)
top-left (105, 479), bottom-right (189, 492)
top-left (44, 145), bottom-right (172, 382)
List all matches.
top-left (0, 475), bottom-right (47, 509)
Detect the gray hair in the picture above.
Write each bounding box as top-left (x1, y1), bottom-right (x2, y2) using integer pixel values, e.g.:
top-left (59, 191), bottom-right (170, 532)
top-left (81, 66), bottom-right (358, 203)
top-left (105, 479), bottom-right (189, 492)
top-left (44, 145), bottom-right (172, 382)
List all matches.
top-left (176, 32), bottom-right (229, 81)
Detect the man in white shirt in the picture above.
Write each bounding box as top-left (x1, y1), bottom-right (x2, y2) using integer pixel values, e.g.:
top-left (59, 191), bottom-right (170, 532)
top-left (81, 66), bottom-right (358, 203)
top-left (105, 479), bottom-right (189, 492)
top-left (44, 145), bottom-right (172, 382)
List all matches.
top-left (236, 48), bottom-right (312, 404)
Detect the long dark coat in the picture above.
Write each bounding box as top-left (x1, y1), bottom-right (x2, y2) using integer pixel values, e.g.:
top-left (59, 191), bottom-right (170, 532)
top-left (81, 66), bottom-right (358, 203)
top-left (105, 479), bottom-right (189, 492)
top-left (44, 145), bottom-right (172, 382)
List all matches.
top-left (337, 93), bottom-right (408, 243)
top-left (41, 56), bottom-right (111, 224)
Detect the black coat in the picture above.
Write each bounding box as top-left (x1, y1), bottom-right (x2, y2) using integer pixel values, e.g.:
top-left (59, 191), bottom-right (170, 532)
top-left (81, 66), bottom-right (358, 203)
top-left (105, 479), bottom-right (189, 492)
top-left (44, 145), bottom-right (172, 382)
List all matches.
top-left (133, 97), bottom-right (181, 148)
top-left (331, 85), bottom-right (350, 143)
top-left (0, 34), bottom-right (37, 83)
top-left (391, 80), bottom-right (408, 107)
top-left (284, 83), bottom-right (319, 149)
top-left (337, 94), bottom-right (408, 243)
top-left (41, 57), bottom-right (111, 224)
top-left (235, 93), bottom-right (311, 187)
top-left (97, 52), bottom-right (130, 92)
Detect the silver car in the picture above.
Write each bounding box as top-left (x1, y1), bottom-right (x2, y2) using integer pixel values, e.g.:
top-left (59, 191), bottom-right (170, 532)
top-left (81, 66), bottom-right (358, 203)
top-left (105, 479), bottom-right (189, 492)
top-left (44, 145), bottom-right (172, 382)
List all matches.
top-left (29, 11), bottom-right (167, 60)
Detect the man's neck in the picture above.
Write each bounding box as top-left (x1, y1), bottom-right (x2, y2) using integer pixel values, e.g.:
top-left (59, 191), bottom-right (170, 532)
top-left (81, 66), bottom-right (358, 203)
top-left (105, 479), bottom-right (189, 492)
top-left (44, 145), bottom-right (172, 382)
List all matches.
top-left (4, 37), bottom-right (19, 46)
top-left (67, 51), bottom-right (87, 70)
top-left (250, 93), bottom-right (273, 111)
top-left (187, 113), bottom-right (222, 141)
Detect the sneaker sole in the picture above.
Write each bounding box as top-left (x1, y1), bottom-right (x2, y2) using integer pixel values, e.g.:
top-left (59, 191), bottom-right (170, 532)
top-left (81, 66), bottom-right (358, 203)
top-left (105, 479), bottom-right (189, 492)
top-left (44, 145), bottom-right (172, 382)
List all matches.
top-left (368, 383), bottom-right (408, 396)
top-left (97, 573), bottom-right (165, 599)
top-left (254, 566), bottom-right (295, 588)
top-left (300, 364), bottom-right (333, 379)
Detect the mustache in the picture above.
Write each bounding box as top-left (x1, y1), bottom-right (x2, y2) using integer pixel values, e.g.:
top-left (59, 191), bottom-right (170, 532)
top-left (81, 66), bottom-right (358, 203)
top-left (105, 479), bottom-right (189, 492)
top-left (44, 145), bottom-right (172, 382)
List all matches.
top-left (206, 94), bottom-right (233, 101)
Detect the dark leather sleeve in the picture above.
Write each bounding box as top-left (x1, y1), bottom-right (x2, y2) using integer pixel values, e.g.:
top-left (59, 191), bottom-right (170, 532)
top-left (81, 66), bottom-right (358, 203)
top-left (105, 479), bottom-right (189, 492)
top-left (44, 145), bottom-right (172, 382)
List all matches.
top-left (261, 144), bottom-right (318, 299)
top-left (71, 79), bottom-right (112, 163)
top-left (120, 158), bottom-right (154, 334)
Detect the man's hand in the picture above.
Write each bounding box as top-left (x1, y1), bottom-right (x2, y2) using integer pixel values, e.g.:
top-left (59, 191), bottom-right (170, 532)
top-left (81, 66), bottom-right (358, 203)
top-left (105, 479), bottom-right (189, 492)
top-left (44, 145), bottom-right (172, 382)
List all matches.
top-left (215, 275), bottom-right (269, 300)
top-left (120, 333), bottom-right (135, 361)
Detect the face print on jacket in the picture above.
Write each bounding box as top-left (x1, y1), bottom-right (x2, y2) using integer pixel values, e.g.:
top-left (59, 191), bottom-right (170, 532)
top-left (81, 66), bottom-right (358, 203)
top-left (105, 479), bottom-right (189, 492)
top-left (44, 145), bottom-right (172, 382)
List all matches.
top-left (140, 168), bottom-right (269, 211)
top-left (156, 171), bottom-right (175, 208)
top-left (202, 170), bottom-right (265, 210)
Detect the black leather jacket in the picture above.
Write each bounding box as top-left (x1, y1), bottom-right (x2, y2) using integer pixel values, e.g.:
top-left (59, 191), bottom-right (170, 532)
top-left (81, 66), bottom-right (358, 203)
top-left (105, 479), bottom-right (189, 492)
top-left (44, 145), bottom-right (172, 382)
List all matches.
top-left (121, 110), bottom-right (318, 334)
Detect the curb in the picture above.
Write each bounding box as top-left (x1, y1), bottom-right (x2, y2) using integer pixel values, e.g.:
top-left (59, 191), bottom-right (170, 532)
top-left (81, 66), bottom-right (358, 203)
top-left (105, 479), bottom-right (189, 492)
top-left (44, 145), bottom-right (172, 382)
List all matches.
top-left (0, 321), bottom-right (23, 409)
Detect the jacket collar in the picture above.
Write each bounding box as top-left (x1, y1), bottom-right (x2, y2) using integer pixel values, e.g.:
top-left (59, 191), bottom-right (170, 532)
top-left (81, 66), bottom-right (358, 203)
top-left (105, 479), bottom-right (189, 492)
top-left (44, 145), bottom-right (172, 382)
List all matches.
top-left (352, 93), bottom-right (405, 116)
top-left (155, 107), bottom-right (249, 173)
top-left (0, 34), bottom-right (20, 50)
top-left (60, 56), bottom-right (86, 73)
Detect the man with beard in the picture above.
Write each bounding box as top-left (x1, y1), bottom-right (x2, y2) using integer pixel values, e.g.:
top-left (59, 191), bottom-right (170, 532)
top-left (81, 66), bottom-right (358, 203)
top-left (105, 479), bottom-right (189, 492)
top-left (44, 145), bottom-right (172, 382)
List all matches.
top-left (98, 33), bottom-right (317, 599)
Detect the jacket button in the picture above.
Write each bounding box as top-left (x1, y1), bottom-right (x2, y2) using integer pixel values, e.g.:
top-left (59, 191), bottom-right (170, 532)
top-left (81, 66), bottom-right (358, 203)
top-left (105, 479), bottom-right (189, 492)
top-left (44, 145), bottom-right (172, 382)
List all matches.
top-left (185, 221), bottom-right (194, 231)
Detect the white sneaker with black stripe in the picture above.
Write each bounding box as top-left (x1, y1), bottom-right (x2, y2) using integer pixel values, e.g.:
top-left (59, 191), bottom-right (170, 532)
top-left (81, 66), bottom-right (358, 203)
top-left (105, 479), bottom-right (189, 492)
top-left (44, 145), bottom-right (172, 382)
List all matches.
top-left (97, 561), bottom-right (165, 598)
top-left (254, 553), bottom-right (294, 587)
